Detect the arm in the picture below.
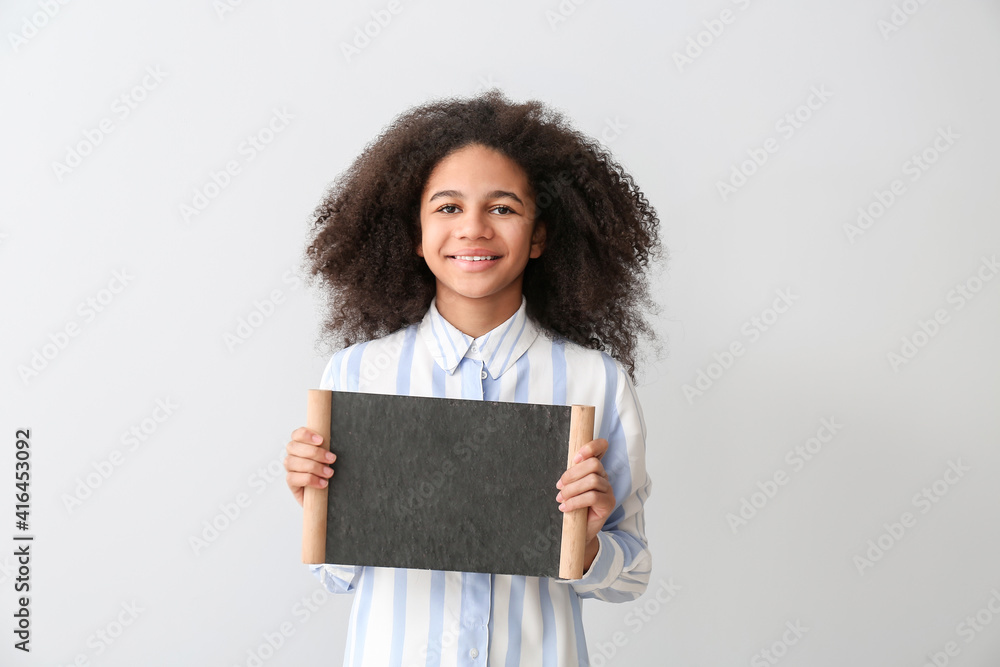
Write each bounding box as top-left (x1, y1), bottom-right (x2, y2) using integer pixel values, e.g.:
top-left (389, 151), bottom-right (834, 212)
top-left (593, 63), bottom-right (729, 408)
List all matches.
top-left (562, 360), bottom-right (652, 602)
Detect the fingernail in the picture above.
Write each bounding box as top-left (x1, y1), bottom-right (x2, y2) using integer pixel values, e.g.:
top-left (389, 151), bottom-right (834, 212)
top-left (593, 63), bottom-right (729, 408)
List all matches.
top-left (556, 493), bottom-right (563, 502)
top-left (556, 479), bottom-right (563, 489)
top-left (573, 453), bottom-right (582, 463)
top-left (558, 502), bottom-right (566, 511)
top-left (311, 433), bottom-right (322, 444)
top-left (323, 466), bottom-right (333, 476)
top-left (319, 479), bottom-right (328, 487)
top-left (326, 452), bottom-right (336, 462)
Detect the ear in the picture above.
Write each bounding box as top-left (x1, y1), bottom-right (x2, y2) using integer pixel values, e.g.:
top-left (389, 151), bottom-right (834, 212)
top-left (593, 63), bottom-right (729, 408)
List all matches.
top-left (415, 241), bottom-right (423, 258)
top-left (530, 220), bottom-right (546, 258)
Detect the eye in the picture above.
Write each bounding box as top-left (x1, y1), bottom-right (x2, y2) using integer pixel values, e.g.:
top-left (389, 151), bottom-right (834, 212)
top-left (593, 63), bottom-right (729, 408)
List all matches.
top-left (491, 205), bottom-right (515, 215)
top-left (436, 204), bottom-right (460, 214)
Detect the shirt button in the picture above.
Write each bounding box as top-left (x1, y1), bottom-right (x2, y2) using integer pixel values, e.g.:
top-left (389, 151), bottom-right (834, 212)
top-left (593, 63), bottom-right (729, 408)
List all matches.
top-left (480, 370), bottom-right (487, 380)
top-left (471, 344), bottom-right (478, 352)
top-left (469, 648), bottom-right (479, 659)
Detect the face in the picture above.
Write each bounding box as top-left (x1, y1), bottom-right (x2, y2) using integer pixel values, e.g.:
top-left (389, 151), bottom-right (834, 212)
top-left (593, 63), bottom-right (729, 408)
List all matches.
top-left (416, 143), bottom-right (545, 308)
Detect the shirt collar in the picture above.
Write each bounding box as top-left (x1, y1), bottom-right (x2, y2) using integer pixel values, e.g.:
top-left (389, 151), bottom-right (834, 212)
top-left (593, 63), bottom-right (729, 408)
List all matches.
top-left (418, 295), bottom-right (540, 378)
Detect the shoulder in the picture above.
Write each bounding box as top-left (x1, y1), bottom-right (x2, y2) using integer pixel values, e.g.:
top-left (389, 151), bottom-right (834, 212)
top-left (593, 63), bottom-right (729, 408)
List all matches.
top-left (319, 324), bottom-right (416, 391)
top-left (535, 326), bottom-right (630, 401)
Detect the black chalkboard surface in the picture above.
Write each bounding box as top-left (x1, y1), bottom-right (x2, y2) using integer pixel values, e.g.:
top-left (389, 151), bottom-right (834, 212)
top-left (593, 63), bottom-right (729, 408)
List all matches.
top-left (301, 390), bottom-right (595, 579)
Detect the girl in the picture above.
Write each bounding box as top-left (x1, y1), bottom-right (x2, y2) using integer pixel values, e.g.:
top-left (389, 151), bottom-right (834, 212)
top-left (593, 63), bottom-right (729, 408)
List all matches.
top-left (284, 89), bottom-right (663, 666)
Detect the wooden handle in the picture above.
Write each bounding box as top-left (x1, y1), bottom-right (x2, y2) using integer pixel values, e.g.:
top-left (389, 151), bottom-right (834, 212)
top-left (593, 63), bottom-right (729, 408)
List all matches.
top-left (302, 389), bottom-right (332, 564)
top-left (559, 404), bottom-right (595, 579)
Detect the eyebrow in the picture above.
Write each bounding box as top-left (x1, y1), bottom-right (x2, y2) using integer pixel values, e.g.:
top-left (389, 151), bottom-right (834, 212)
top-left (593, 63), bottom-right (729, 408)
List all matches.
top-left (428, 189), bottom-right (524, 206)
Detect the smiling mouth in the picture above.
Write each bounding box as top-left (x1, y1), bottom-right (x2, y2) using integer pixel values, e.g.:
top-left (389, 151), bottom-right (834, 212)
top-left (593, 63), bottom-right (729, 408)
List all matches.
top-left (448, 255), bottom-right (501, 261)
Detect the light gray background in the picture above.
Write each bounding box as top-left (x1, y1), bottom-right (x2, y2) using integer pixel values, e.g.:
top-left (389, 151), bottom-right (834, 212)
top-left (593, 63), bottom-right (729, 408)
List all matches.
top-left (2, 1), bottom-right (999, 665)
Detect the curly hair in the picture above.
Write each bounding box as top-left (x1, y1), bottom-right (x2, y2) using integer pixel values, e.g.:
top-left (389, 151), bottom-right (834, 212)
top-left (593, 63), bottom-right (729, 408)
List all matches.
top-left (303, 89), bottom-right (665, 382)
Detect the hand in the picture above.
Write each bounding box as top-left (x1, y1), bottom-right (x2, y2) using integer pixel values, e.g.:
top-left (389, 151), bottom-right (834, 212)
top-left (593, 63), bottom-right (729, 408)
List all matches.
top-left (556, 437), bottom-right (615, 556)
top-left (284, 427), bottom-right (337, 507)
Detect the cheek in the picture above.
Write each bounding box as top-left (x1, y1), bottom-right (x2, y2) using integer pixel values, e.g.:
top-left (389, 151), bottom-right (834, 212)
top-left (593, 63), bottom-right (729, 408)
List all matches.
top-left (415, 214), bottom-right (430, 255)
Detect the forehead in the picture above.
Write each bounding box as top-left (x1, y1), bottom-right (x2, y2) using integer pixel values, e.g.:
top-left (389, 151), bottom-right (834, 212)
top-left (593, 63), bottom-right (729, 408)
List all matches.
top-left (423, 144), bottom-right (531, 193)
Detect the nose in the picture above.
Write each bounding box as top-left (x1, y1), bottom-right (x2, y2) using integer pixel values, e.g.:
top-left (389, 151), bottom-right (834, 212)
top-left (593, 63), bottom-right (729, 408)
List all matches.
top-left (454, 208), bottom-right (493, 240)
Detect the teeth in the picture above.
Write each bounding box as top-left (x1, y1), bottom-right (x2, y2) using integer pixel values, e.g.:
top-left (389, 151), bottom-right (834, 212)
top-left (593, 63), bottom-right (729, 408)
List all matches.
top-left (454, 255), bottom-right (498, 261)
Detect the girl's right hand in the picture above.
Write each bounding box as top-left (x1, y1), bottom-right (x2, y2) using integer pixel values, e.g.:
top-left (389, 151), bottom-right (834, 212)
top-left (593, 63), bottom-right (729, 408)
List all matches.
top-left (284, 427), bottom-right (337, 507)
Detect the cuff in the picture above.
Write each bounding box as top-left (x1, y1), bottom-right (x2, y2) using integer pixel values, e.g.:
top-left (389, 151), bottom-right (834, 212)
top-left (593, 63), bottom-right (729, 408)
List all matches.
top-left (308, 563), bottom-right (360, 594)
top-left (560, 531), bottom-right (623, 593)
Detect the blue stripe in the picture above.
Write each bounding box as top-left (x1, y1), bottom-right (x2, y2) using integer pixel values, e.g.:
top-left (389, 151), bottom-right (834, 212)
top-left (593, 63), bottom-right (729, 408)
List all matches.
top-left (351, 567), bottom-right (374, 667)
top-left (461, 357), bottom-right (482, 400)
top-left (397, 325), bottom-right (417, 395)
top-left (569, 591), bottom-right (588, 664)
top-left (324, 348), bottom-right (349, 390)
top-left (429, 313), bottom-right (451, 370)
top-left (621, 369), bottom-right (649, 537)
top-left (432, 358), bottom-right (445, 397)
top-left (623, 369), bottom-right (647, 440)
top-left (487, 312), bottom-right (519, 370)
top-left (424, 570), bottom-right (446, 667)
top-left (388, 569), bottom-right (408, 664)
top-left (551, 340), bottom-right (567, 405)
top-left (637, 478), bottom-right (649, 540)
top-left (484, 365), bottom-right (501, 402)
top-left (346, 342), bottom-right (369, 392)
top-left (601, 355), bottom-right (632, 530)
top-left (497, 314), bottom-right (527, 378)
top-left (538, 578), bottom-right (557, 666)
top-left (594, 585), bottom-right (644, 603)
top-left (487, 574), bottom-right (496, 656)
top-left (434, 310), bottom-right (461, 368)
top-left (599, 354), bottom-right (617, 440)
top-left (504, 577), bottom-right (525, 667)
top-left (514, 354), bottom-right (530, 404)
top-left (456, 572), bottom-right (472, 663)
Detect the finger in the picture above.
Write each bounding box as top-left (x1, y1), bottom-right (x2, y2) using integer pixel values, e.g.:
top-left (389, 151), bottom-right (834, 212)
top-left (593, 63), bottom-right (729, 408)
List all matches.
top-left (291, 427), bottom-right (324, 446)
top-left (571, 438), bottom-right (609, 464)
top-left (559, 489), bottom-right (609, 513)
top-left (284, 454), bottom-right (335, 479)
top-left (286, 470), bottom-right (329, 490)
top-left (556, 473), bottom-right (612, 504)
top-left (286, 440), bottom-right (337, 463)
top-left (557, 457), bottom-right (606, 488)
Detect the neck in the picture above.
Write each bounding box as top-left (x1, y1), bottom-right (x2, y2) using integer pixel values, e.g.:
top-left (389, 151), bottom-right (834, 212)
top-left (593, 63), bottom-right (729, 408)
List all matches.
top-left (434, 288), bottom-right (523, 338)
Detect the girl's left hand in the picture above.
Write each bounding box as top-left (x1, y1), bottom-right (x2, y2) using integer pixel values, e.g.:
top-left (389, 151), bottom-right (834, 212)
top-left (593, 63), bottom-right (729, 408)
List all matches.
top-left (556, 437), bottom-right (616, 548)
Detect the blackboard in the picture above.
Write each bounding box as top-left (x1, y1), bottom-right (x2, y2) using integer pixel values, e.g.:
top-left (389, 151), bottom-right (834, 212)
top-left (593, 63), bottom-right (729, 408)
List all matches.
top-left (301, 390), bottom-right (594, 579)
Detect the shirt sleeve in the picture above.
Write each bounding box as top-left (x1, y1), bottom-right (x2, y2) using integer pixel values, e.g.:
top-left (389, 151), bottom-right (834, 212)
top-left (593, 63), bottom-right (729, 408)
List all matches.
top-left (308, 349), bottom-right (363, 595)
top-left (562, 359), bottom-right (652, 602)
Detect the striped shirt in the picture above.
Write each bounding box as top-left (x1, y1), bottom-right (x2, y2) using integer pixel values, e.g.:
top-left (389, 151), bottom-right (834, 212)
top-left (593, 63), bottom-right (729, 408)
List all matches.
top-left (309, 294), bottom-right (652, 666)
